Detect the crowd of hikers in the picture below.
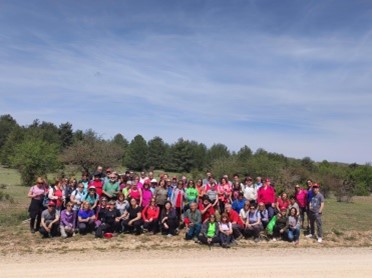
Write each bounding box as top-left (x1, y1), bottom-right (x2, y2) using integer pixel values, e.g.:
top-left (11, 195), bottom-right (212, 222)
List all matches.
top-left (27, 167), bottom-right (325, 248)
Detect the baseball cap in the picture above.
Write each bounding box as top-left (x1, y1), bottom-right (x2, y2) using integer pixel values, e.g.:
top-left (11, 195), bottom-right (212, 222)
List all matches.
top-left (313, 183), bottom-right (320, 188)
top-left (144, 179), bottom-right (151, 185)
top-left (106, 168), bottom-right (112, 173)
top-left (48, 201), bottom-right (56, 207)
top-left (88, 185), bottom-right (96, 190)
top-left (151, 178), bottom-right (157, 183)
top-left (265, 178), bottom-right (271, 182)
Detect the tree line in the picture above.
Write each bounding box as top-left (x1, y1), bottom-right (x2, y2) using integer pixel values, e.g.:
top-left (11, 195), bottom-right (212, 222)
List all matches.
top-left (0, 114), bottom-right (371, 201)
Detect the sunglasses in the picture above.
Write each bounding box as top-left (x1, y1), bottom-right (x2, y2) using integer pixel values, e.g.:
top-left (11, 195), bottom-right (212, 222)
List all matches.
top-left (67, 205), bottom-right (72, 207)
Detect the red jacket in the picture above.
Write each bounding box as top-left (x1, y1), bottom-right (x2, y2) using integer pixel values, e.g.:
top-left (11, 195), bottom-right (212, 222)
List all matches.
top-left (142, 205), bottom-right (160, 221)
top-left (227, 209), bottom-right (244, 228)
top-left (257, 186), bottom-right (276, 205)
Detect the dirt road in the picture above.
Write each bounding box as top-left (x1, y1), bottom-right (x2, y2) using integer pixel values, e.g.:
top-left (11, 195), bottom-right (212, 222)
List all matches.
top-left (1, 247), bottom-right (371, 277)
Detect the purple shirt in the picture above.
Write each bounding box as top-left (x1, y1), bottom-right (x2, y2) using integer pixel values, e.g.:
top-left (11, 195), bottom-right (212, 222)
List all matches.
top-left (60, 209), bottom-right (76, 228)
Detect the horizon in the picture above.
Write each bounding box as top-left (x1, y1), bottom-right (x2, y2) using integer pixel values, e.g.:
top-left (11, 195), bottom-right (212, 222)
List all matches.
top-left (1, 0), bottom-right (371, 164)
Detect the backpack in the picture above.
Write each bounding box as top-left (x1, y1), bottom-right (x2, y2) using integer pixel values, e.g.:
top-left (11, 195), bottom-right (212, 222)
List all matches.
top-left (42, 186), bottom-right (55, 208)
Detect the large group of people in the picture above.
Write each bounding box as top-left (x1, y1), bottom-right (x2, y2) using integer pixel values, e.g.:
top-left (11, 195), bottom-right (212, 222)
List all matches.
top-left (27, 167), bottom-right (325, 247)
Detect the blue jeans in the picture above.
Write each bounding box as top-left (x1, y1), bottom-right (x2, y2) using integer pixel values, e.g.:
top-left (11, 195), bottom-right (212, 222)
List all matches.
top-left (185, 223), bottom-right (201, 240)
top-left (287, 227), bottom-right (300, 242)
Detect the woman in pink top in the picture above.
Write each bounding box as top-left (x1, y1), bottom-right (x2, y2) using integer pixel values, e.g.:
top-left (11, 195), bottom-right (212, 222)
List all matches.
top-left (257, 178), bottom-right (276, 219)
top-left (141, 180), bottom-right (153, 208)
top-left (28, 177), bottom-right (46, 233)
top-left (128, 183), bottom-right (142, 206)
top-left (218, 177), bottom-right (232, 213)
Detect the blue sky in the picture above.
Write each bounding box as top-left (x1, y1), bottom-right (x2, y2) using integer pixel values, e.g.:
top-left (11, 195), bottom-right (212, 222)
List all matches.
top-left (0, 0), bottom-right (371, 164)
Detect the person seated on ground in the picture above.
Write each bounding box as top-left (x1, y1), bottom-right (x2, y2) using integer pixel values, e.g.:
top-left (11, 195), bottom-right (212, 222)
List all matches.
top-left (232, 192), bottom-right (247, 214)
top-left (95, 197), bottom-right (109, 227)
top-left (243, 204), bottom-right (263, 242)
top-left (120, 198), bottom-right (143, 235)
top-left (198, 214), bottom-right (220, 246)
top-left (39, 201), bottom-right (60, 238)
top-left (225, 203), bottom-right (244, 239)
top-left (155, 179), bottom-right (169, 213)
top-left (96, 200), bottom-right (121, 238)
top-left (184, 202), bottom-right (202, 241)
top-left (160, 201), bottom-right (179, 237)
top-left (288, 195), bottom-right (300, 215)
top-left (199, 196), bottom-right (216, 223)
top-left (102, 173), bottom-right (120, 200)
top-left (142, 197), bottom-right (160, 234)
top-left (82, 185), bottom-right (99, 212)
top-left (78, 201), bottom-right (96, 235)
top-left (28, 177), bottom-right (46, 234)
top-left (219, 213), bottom-right (233, 248)
top-left (272, 210), bottom-right (288, 241)
top-left (60, 202), bottom-right (76, 238)
top-left (285, 207), bottom-right (301, 245)
top-left (257, 202), bottom-right (269, 229)
top-left (276, 192), bottom-right (290, 213)
top-left (141, 180), bottom-right (153, 208)
top-left (128, 182), bottom-right (143, 207)
top-left (115, 193), bottom-right (129, 215)
top-left (239, 201), bottom-right (251, 225)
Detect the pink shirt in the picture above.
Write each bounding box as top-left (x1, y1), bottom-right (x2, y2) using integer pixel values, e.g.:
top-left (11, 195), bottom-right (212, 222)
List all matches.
top-left (29, 185), bottom-right (45, 200)
top-left (295, 189), bottom-right (308, 208)
top-left (257, 186), bottom-right (276, 205)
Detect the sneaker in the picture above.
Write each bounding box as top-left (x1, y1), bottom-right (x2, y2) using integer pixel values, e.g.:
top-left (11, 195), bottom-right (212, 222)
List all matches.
top-left (30, 228), bottom-right (35, 234)
top-left (272, 238), bottom-right (277, 241)
top-left (305, 234), bottom-right (313, 238)
top-left (167, 234), bottom-right (173, 237)
top-left (318, 237), bottom-right (322, 243)
top-left (254, 237), bottom-right (260, 243)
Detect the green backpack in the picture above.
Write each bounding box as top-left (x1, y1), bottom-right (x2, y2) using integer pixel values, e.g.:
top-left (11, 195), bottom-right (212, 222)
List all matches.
top-left (266, 215), bottom-right (277, 235)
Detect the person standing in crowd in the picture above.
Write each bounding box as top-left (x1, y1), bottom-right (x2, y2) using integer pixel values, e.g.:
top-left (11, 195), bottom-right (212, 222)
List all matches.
top-left (255, 177), bottom-right (263, 190)
top-left (232, 192), bottom-right (246, 214)
top-left (90, 172), bottom-right (104, 197)
top-left (28, 177), bottom-right (46, 233)
top-left (155, 179), bottom-right (168, 212)
top-left (185, 180), bottom-right (198, 211)
top-left (288, 195), bottom-right (300, 215)
top-left (39, 201), bottom-right (60, 238)
top-left (82, 185), bottom-right (99, 211)
top-left (48, 178), bottom-right (65, 212)
top-left (276, 192), bottom-right (290, 213)
top-left (295, 184), bottom-right (308, 229)
top-left (306, 183), bottom-right (325, 243)
top-left (218, 177), bottom-right (232, 213)
top-left (102, 173), bottom-right (120, 200)
top-left (142, 179), bottom-right (153, 208)
top-left (257, 178), bottom-right (276, 220)
top-left (115, 193), bottom-right (129, 215)
top-left (243, 177), bottom-right (257, 205)
top-left (79, 172), bottom-right (90, 194)
top-left (170, 180), bottom-right (185, 222)
top-left (195, 178), bottom-right (205, 202)
top-left (128, 181), bottom-right (142, 206)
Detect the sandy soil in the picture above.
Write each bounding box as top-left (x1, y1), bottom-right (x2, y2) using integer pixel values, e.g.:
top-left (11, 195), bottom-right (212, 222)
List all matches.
top-left (1, 247), bottom-right (371, 277)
